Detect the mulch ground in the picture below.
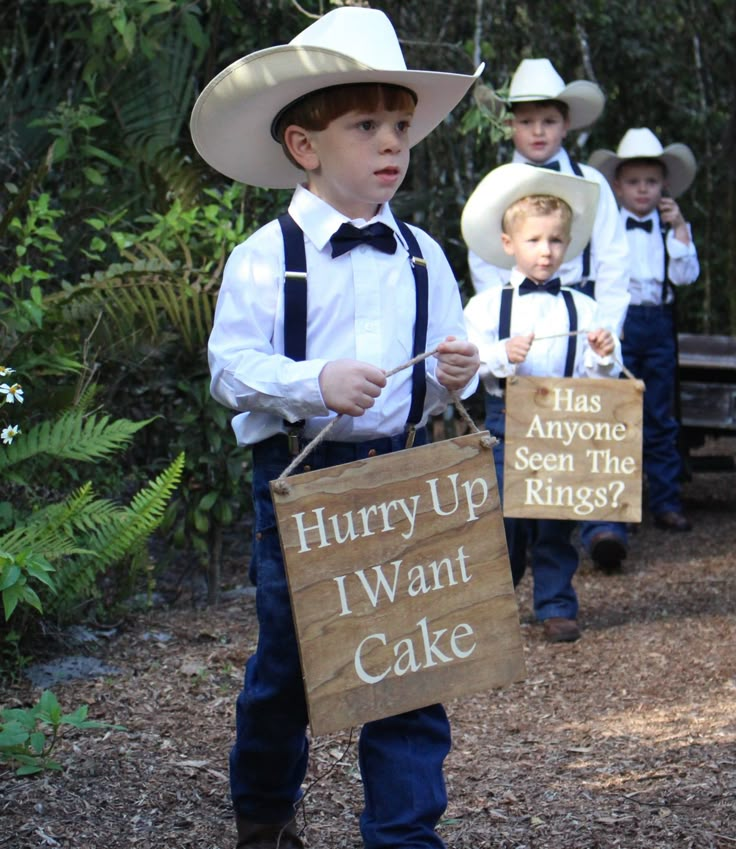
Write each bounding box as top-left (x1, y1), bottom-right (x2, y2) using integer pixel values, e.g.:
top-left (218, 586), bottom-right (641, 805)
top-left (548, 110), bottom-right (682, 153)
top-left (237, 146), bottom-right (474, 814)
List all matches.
top-left (2, 438), bottom-right (735, 849)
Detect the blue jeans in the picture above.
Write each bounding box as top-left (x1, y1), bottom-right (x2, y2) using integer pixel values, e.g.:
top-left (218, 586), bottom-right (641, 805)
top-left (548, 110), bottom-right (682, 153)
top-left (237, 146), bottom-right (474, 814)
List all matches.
top-left (622, 305), bottom-right (683, 514)
top-left (231, 430), bottom-right (452, 848)
top-left (485, 395), bottom-right (579, 621)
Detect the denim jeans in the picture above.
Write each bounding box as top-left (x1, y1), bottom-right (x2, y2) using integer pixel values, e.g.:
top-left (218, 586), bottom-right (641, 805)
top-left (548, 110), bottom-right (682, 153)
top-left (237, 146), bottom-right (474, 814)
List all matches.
top-left (485, 395), bottom-right (579, 621)
top-left (230, 429), bottom-right (452, 848)
top-left (622, 305), bottom-right (683, 514)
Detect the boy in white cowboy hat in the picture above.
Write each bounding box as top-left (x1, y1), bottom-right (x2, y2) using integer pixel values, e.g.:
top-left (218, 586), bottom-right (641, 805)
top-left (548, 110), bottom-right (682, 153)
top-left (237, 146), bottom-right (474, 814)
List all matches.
top-left (462, 163), bottom-right (621, 643)
top-left (191, 7), bottom-right (482, 848)
top-left (466, 56), bottom-right (632, 572)
top-left (589, 128), bottom-right (699, 539)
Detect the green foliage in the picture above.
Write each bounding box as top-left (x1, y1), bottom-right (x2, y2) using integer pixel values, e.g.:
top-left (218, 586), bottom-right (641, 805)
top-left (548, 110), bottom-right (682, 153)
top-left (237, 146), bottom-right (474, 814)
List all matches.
top-left (0, 413), bottom-right (152, 477)
top-left (0, 690), bottom-right (125, 776)
top-left (0, 193), bottom-right (65, 337)
top-left (0, 549), bottom-right (55, 620)
top-left (1, 455), bottom-right (185, 619)
top-left (0, 360), bottom-right (184, 643)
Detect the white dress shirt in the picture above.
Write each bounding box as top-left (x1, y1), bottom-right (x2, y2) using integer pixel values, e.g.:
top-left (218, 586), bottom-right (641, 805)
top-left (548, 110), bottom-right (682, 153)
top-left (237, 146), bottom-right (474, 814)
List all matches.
top-left (208, 184), bottom-right (477, 445)
top-left (467, 147), bottom-right (631, 336)
top-left (621, 208), bottom-right (699, 306)
top-left (463, 269), bottom-right (621, 396)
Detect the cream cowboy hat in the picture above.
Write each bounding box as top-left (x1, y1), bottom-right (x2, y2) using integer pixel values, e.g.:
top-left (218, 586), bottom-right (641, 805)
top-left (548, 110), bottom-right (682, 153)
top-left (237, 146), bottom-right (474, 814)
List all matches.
top-left (461, 163), bottom-right (600, 268)
top-left (190, 7), bottom-right (484, 188)
top-left (588, 128), bottom-right (697, 198)
top-left (490, 58), bottom-right (605, 131)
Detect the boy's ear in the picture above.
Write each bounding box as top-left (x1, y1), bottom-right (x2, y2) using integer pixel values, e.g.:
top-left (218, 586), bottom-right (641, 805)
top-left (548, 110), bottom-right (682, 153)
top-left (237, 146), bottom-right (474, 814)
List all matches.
top-left (501, 232), bottom-right (515, 256)
top-left (283, 125), bottom-right (320, 172)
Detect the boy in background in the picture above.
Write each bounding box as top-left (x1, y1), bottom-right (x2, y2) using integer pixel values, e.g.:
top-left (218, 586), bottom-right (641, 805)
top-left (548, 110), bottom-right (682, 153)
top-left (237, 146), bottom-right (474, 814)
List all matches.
top-left (590, 127), bottom-right (699, 537)
top-left (190, 8), bottom-right (481, 848)
top-left (462, 163), bottom-right (621, 643)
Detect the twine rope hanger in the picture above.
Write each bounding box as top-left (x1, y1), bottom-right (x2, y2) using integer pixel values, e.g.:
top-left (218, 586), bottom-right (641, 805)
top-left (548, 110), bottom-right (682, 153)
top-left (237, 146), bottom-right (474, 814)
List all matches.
top-left (530, 328), bottom-right (638, 381)
top-left (272, 348), bottom-right (492, 494)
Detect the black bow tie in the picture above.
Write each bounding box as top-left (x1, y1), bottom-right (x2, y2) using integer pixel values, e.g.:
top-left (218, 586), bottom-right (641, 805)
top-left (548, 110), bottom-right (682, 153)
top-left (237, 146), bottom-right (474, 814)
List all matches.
top-left (519, 277), bottom-right (561, 296)
top-left (533, 160), bottom-right (560, 171)
top-left (330, 222), bottom-right (397, 258)
top-left (626, 216), bottom-right (653, 232)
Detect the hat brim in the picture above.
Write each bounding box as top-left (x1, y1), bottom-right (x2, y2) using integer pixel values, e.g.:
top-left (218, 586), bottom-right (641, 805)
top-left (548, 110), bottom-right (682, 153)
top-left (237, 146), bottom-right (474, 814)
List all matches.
top-left (588, 143), bottom-right (696, 197)
top-left (461, 163), bottom-right (600, 268)
top-left (190, 45), bottom-right (483, 188)
top-left (507, 80), bottom-right (605, 130)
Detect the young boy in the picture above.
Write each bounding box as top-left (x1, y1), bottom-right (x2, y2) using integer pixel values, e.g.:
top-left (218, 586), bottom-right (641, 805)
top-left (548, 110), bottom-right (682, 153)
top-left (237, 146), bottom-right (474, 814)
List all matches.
top-left (468, 57), bottom-right (631, 571)
top-left (190, 8), bottom-right (482, 849)
top-left (462, 163), bottom-right (621, 643)
top-left (589, 127), bottom-right (699, 536)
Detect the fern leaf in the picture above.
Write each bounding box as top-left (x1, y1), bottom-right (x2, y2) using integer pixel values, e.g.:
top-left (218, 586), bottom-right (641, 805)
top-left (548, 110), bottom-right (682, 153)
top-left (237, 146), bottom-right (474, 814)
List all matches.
top-left (0, 413), bottom-right (155, 470)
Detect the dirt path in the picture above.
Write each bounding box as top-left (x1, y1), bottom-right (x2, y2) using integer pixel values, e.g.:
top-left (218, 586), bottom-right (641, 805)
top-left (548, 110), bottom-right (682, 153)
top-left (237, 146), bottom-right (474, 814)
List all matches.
top-left (2, 440), bottom-right (735, 849)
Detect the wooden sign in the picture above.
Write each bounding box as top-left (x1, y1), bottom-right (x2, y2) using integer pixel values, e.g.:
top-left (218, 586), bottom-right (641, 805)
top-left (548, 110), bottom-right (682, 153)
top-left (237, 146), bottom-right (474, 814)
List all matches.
top-left (503, 376), bottom-right (644, 522)
top-left (270, 433), bottom-right (525, 736)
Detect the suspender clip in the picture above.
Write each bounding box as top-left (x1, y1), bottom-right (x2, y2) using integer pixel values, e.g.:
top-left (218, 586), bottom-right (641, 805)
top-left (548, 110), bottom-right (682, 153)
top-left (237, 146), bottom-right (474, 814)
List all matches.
top-left (287, 429), bottom-right (301, 456)
top-left (405, 425), bottom-right (416, 449)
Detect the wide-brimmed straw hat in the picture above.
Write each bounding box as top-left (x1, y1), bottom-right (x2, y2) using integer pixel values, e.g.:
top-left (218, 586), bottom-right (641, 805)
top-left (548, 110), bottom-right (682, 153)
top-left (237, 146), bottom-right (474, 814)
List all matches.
top-left (190, 7), bottom-right (484, 188)
top-left (489, 58), bottom-right (604, 131)
top-left (461, 163), bottom-right (600, 268)
top-left (588, 128), bottom-right (697, 198)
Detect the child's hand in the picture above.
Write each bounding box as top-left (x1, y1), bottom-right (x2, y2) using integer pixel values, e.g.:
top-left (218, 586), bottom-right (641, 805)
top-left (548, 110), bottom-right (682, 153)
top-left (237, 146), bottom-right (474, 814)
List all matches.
top-left (587, 328), bottom-right (615, 358)
top-left (658, 196), bottom-right (686, 229)
top-left (505, 333), bottom-right (534, 364)
top-left (659, 195), bottom-right (691, 244)
top-left (319, 359), bottom-right (387, 416)
top-left (435, 336), bottom-right (480, 392)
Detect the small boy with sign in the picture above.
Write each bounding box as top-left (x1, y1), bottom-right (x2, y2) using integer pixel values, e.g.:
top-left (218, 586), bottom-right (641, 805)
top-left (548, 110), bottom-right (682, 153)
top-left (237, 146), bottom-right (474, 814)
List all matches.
top-left (190, 7), bottom-right (481, 848)
top-left (589, 128), bottom-right (699, 538)
top-left (462, 163), bottom-right (622, 643)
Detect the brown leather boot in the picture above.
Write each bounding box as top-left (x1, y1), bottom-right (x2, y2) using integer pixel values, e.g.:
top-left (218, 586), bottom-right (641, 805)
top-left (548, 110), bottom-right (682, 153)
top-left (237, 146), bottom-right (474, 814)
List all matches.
top-left (235, 817), bottom-right (304, 849)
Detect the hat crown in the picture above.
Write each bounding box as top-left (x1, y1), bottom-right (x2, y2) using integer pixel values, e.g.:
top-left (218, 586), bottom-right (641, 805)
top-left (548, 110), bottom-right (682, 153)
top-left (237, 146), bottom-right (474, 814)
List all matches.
top-left (509, 58), bottom-right (566, 99)
top-left (616, 128), bottom-right (665, 158)
top-left (290, 7), bottom-right (407, 72)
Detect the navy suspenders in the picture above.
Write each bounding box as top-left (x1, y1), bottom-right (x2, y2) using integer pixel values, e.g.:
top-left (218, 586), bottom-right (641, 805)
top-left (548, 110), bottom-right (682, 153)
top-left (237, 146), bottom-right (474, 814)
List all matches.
top-left (659, 217), bottom-right (672, 303)
top-left (568, 159), bottom-right (592, 288)
top-left (395, 220), bottom-right (428, 427)
top-left (277, 213), bottom-right (429, 441)
top-left (278, 214), bottom-right (308, 362)
top-left (499, 285), bottom-right (578, 379)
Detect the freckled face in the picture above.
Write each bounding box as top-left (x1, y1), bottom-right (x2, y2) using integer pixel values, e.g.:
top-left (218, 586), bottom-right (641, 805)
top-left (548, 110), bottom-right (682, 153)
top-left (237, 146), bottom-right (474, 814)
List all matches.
top-left (304, 107), bottom-right (413, 220)
top-left (510, 102), bottom-right (569, 164)
top-left (501, 211), bottom-right (571, 283)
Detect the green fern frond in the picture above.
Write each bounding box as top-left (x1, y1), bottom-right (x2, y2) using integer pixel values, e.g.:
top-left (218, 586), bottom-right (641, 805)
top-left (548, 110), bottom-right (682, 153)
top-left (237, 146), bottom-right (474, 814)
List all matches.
top-left (85, 452), bottom-right (185, 563)
top-left (0, 483), bottom-right (100, 559)
top-left (0, 412), bottom-right (155, 471)
top-left (44, 453), bottom-right (185, 615)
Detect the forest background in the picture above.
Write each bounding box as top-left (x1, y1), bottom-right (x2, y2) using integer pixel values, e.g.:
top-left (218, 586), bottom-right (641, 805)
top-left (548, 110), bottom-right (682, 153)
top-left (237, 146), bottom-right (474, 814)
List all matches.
top-left (1, 0), bottom-right (735, 670)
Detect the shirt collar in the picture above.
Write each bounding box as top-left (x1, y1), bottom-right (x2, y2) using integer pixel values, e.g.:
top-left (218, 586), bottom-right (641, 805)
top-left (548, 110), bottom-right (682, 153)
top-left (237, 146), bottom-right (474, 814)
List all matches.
top-left (511, 148), bottom-right (567, 169)
top-left (509, 268), bottom-right (529, 289)
top-left (287, 184), bottom-right (404, 252)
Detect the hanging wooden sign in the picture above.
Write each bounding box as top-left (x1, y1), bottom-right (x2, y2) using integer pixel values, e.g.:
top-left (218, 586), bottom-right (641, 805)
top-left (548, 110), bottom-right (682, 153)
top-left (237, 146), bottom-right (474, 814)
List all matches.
top-left (502, 376), bottom-right (644, 522)
top-left (270, 432), bottom-right (526, 736)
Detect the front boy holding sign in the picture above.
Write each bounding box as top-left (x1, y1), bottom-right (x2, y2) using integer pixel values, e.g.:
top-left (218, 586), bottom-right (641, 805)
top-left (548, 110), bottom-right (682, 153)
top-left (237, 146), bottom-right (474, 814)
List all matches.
top-left (462, 164), bottom-right (621, 643)
top-left (190, 7), bottom-right (481, 849)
